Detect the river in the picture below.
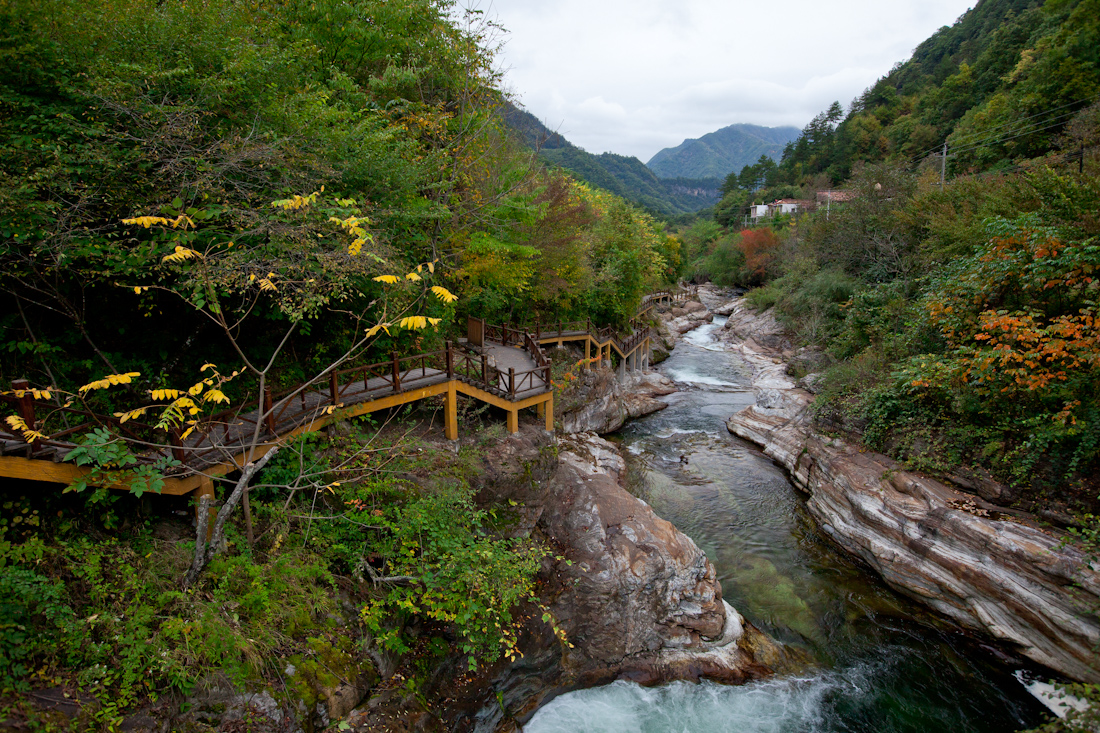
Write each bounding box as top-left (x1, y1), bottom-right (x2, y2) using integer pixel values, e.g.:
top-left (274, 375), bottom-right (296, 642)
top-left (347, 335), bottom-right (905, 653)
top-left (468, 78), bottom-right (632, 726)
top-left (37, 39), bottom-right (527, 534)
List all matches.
top-left (526, 316), bottom-right (1050, 733)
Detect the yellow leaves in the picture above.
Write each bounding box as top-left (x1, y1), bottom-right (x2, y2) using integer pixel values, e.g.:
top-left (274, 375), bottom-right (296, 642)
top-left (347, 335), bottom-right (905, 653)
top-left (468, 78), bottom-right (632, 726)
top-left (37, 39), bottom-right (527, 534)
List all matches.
top-left (168, 396), bottom-right (201, 416)
top-left (5, 415), bottom-right (46, 443)
top-left (373, 275), bottom-right (399, 284)
top-left (431, 286), bottom-right (458, 303)
top-left (123, 214), bottom-right (194, 230)
top-left (151, 389), bottom-right (182, 401)
top-left (398, 316), bottom-right (441, 330)
top-left (124, 216), bottom-right (169, 228)
top-left (364, 322), bottom-right (391, 338)
top-left (405, 272), bottom-right (422, 282)
top-left (258, 277), bottom-right (278, 292)
top-left (132, 286), bottom-right (149, 294)
top-left (328, 214), bottom-right (374, 257)
top-left (271, 190), bottom-right (321, 211)
top-left (12, 388), bottom-right (51, 401)
top-left (113, 407), bottom-right (149, 424)
top-left (202, 388), bottom-right (230, 404)
top-left (80, 372), bottom-right (141, 393)
top-left (162, 246), bottom-right (201, 264)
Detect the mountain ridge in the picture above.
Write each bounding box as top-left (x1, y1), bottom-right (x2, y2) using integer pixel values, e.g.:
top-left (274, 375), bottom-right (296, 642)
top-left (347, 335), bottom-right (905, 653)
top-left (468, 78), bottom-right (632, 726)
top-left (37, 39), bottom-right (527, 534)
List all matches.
top-left (502, 104), bottom-right (721, 217)
top-left (646, 123), bottom-right (802, 179)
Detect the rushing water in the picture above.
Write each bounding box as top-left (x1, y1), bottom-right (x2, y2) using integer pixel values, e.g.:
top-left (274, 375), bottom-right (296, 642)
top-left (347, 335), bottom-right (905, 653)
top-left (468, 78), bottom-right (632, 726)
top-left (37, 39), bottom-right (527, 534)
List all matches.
top-left (526, 317), bottom-right (1049, 733)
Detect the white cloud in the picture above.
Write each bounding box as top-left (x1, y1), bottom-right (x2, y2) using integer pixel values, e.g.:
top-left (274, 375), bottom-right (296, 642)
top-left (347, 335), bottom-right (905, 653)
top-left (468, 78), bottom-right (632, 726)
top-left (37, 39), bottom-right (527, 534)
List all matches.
top-left (479, 0), bottom-right (976, 161)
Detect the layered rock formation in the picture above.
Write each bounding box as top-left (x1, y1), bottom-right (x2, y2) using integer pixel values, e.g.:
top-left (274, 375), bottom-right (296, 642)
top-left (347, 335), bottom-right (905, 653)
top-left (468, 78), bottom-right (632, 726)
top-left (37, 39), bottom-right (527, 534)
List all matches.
top-left (463, 430), bottom-right (781, 730)
top-left (559, 368), bottom-right (676, 434)
top-left (721, 299), bottom-right (1100, 683)
top-left (547, 433), bottom-right (774, 684)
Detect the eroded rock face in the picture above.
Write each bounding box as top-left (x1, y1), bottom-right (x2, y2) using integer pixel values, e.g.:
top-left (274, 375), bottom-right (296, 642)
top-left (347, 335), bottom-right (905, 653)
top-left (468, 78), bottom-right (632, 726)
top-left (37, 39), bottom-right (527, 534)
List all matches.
top-left (662, 300), bottom-right (713, 336)
top-left (722, 299), bottom-right (1100, 684)
top-left (460, 431), bottom-right (779, 730)
top-left (719, 299), bottom-right (792, 354)
top-left (560, 368), bottom-right (676, 435)
top-left (545, 434), bottom-right (776, 683)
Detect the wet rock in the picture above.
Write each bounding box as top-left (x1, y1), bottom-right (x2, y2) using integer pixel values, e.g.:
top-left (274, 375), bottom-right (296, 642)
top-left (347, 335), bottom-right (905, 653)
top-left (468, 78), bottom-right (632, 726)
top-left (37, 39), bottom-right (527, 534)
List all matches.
top-left (559, 367), bottom-right (674, 435)
top-left (722, 297), bottom-right (1100, 684)
top-left (660, 299), bottom-right (713, 337)
top-left (651, 319), bottom-right (677, 364)
top-left (719, 301), bottom-right (792, 354)
top-left (459, 431), bottom-right (779, 730)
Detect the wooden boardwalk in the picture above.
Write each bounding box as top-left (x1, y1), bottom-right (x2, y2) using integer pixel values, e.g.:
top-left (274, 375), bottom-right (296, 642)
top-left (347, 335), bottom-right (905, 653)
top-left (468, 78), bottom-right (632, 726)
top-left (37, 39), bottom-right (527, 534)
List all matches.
top-left (0, 286), bottom-right (695, 502)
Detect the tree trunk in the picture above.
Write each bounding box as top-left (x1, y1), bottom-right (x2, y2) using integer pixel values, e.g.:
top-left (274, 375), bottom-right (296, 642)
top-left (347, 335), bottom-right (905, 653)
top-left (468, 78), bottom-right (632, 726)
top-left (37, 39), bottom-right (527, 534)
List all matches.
top-left (182, 448), bottom-right (279, 589)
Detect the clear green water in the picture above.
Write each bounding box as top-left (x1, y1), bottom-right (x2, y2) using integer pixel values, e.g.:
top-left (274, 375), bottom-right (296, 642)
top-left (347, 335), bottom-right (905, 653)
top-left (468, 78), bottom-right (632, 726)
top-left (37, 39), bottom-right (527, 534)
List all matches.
top-left (526, 320), bottom-right (1048, 733)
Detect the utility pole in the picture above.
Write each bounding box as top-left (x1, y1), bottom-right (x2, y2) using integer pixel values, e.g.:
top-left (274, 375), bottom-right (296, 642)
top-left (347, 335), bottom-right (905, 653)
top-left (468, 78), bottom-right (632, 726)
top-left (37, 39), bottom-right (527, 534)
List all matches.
top-left (940, 142), bottom-right (947, 186)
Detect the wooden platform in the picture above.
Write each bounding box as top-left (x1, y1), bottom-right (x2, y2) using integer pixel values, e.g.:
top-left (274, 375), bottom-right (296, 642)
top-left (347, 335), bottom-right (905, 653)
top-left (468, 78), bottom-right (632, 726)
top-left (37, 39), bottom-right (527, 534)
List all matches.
top-left (0, 286), bottom-right (696, 502)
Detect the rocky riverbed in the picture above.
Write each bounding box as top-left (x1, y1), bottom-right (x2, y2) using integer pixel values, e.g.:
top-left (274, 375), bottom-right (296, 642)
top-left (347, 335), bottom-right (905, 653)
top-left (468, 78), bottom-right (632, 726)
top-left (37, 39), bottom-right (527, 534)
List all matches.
top-left (718, 292), bottom-right (1100, 684)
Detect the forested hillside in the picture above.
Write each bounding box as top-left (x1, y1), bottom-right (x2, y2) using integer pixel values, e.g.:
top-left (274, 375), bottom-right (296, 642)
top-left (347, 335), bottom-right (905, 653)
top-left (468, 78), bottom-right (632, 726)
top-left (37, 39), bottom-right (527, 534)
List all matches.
top-left (717, 0), bottom-right (1099, 213)
top-left (503, 105), bottom-right (721, 215)
top-left (646, 123), bottom-right (801, 179)
top-left (688, 0), bottom-right (1100, 564)
top-left (0, 1), bottom-right (683, 724)
top-left (0, 0), bottom-right (683, 399)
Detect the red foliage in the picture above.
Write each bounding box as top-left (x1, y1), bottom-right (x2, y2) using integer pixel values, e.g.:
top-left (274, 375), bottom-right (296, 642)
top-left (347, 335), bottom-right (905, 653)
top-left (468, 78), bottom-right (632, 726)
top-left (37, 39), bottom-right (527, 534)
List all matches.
top-left (737, 228), bottom-right (781, 279)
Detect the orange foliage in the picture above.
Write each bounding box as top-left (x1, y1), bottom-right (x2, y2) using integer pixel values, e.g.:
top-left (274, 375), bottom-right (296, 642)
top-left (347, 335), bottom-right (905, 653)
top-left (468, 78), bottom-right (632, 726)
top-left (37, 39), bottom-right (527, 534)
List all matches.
top-left (737, 228), bottom-right (780, 278)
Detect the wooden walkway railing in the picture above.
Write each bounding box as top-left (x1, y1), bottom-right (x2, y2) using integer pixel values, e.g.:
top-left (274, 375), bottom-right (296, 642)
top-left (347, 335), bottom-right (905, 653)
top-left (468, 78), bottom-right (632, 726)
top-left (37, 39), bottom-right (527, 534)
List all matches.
top-left (0, 284), bottom-right (695, 500)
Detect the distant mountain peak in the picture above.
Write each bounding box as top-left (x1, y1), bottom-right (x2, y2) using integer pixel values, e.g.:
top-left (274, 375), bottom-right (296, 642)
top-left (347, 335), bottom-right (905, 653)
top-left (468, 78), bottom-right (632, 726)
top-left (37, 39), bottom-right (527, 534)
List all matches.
top-left (499, 101), bottom-right (721, 217)
top-left (647, 123), bottom-right (801, 179)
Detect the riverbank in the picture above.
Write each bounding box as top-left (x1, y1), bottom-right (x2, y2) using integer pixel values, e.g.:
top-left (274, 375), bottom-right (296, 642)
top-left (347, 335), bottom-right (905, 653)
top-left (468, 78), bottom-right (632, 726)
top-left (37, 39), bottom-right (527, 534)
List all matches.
top-left (526, 293), bottom-right (1050, 732)
top-left (716, 291), bottom-right (1100, 684)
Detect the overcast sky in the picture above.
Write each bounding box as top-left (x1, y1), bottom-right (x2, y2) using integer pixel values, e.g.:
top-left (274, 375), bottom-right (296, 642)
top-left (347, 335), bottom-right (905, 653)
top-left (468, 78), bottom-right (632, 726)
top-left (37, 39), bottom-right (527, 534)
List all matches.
top-left (478, 0), bottom-right (976, 161)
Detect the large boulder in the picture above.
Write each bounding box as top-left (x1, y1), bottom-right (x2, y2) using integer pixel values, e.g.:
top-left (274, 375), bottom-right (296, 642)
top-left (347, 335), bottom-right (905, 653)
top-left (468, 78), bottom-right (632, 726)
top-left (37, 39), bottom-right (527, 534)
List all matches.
top-left (457, 432), bottom-right (781, 731)
top-left (559, 368), bottom-right (675, 435)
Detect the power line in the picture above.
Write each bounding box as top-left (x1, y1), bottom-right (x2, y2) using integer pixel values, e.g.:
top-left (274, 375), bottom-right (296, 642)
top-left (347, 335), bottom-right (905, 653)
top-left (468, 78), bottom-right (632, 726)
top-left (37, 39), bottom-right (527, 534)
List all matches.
top-left (947, 115), bottom-right (1082, 157)
top-left (944, 108), bottom-right (1084, 154)
top-left (910, 109), bottom-right (1076, 167)
top-left (944, 144), bottom-right (1096, 184)
top-left (942, 95), bottom-right (1095, 147)
top-left (908, 94), bottom-right (1099, 165)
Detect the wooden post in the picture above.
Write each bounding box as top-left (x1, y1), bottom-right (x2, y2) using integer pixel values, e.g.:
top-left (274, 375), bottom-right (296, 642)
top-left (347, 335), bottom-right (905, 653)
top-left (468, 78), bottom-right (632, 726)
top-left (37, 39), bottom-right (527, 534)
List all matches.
top-left (445, 341), bottom-right (454, 378)
top-left (170, 428), bottom-right (187, 462)
top-left (544, 396), bottom-right (554, 432)
top-left (481, 353), bottom-right (489, 387)
top-left (12, 379), bottom-right (35, 431)
top-left (445, 381), bottom-right (458, 441)
top-left (263, 387), bottom-right (275, 433)
top-left (584, 338), bottom-right (591, 368)
top-left (508, 367), bottom-right (515, 399)
top-left (329, 371), bottom-right (339, 405)
top-left (506, 409), bottom-right (519, 434)
top-left (536, 321), bottom-right (541, 341)
top-left (391, 352), bottom-right (401, 392)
